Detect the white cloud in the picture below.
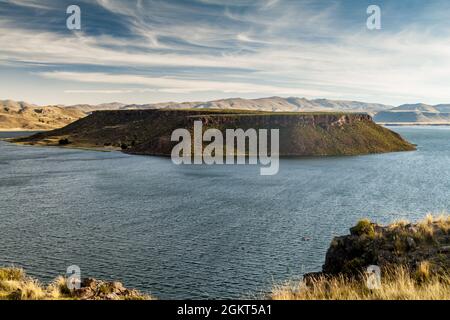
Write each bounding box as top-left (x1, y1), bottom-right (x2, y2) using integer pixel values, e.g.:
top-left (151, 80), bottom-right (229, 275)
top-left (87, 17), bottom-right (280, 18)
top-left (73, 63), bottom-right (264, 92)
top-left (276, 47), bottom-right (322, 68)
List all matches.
top-left (42, 71), bottom-right (332, 96)
top-left (64, 89), bottom-right (156, 94)
top-left (2, 1), bottom-right (450, 105)
top-left (3, 0), bottom-right (53, 10)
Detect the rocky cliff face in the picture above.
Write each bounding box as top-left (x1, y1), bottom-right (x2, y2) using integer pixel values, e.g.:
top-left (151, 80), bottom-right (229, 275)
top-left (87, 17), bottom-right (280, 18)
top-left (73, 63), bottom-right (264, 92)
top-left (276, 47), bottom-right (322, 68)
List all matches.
top-left (12, 109), bottom-right (415, 156)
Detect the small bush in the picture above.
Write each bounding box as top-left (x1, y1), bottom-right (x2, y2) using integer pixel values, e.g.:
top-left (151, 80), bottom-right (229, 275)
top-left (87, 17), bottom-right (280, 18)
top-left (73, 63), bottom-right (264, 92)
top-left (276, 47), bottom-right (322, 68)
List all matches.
top-left (8, 280), bottom-right (45, 300)
top-left (415, 261), bottom-right (431, 283)
top-left (0, 280), bottom-right (20, 293)
top-left (393, 236), bottom-right (407, 253)
top-left (342, 258), bottom-right (366, 274)
top-left (98, 283), bottom-right (114, 295)
top-left (120, 143), bottom-right (128, 150)
top-left (58, 138), bottom-right (70, 145)
top-left (47, 276), bottom-right (70, 298)
top-left (351, 219), bottom-right (376, 238)
top-left (0, 268), bottom-right (25, 281)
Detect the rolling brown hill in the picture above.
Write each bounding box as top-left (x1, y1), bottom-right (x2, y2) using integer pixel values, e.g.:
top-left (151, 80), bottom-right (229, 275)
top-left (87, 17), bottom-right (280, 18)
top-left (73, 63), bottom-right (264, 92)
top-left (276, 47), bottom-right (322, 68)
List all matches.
top-left (0, 100), bottom-right (86, 130)
top-left (0, 97), bottom-right (395, 131)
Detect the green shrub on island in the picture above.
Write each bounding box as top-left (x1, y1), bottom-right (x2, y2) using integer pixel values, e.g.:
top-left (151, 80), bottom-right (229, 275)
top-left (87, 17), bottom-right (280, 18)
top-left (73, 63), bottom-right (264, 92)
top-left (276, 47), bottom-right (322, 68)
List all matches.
top-left (350, 219), bottom-right (376, 238)
top-left (58, 138), bottom-right (70, 145)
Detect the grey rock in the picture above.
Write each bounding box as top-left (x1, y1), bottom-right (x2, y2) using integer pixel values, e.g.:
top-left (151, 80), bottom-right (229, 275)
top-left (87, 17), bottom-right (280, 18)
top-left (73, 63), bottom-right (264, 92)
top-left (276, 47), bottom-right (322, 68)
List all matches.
top-left (407, 237), bottom-right (416, 249)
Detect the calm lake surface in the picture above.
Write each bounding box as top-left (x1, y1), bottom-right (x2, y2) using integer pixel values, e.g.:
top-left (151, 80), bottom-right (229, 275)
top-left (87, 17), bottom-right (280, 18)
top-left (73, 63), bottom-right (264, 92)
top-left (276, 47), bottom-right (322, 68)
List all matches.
top-left (1, 127), bottom-right (450, 299)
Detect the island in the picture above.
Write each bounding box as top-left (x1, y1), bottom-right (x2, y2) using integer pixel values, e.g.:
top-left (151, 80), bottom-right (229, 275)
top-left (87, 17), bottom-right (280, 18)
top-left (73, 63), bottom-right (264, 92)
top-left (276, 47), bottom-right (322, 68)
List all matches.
top-left (10, 109), bottom-right (415, 156)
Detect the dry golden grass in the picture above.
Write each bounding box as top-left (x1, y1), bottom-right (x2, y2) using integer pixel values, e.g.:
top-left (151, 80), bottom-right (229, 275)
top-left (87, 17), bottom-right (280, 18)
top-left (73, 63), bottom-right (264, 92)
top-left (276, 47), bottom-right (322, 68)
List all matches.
top-left (46, 276), bottom-right (71, 300)
top-left (270, 266), bottom-right (450, 300)
top-left (426, 214), bottom-right (450, 233)
top-left (12, 280), bottom-right (46, 300)
top-left (0, 267), bottom-right (25, 281)
top-left (400, 214), bottom-right (449, 244)
top-left (415, 261), bottom-right (431, 283)
top-left (357, 214), bottom-right (449, 246)
top-left (0, 267), bottom-right (52, 300)
top-left (0, 267), bottom-right (152, 300)
top-left (388, 219), bottom-right (409, 229)
top-left (417, 214), bottom-right (436, 240)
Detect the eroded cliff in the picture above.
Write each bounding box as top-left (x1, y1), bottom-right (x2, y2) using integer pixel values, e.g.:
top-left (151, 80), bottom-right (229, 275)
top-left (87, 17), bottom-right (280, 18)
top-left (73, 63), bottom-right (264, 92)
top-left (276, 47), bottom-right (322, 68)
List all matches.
top-left (12, 109), bottom-right (415, 156)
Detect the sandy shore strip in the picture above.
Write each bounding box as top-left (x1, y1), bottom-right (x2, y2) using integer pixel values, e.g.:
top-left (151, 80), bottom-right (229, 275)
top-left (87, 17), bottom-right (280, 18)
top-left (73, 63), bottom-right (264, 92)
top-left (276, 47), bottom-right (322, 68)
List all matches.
top-left (380, 122), bottom-right (450, 126)
top-left (0, 129), bottom-right (49, 132)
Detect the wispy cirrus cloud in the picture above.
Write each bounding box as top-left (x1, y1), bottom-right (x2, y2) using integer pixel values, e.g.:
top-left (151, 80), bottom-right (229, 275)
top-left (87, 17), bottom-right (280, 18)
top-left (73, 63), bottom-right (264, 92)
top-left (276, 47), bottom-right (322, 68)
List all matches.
top-left (1, 0), bottom-right (54, 9)
top-left (1, 0), bottom-right (450, 105)
top-left (42, 71), bottom-right (331, 96)
top-left (64, 89), bottom-right (157, 94)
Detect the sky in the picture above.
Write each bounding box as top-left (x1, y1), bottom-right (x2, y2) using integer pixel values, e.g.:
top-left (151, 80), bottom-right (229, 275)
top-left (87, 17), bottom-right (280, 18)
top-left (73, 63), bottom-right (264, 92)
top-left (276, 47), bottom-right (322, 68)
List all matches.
top-left (1, 0), bottom-right (450, 106)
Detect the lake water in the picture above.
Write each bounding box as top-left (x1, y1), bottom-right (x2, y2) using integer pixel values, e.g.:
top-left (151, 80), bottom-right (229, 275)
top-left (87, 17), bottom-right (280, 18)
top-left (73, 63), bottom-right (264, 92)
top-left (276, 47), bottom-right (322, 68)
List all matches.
top-left (1, 127), bottom-right (450, 299)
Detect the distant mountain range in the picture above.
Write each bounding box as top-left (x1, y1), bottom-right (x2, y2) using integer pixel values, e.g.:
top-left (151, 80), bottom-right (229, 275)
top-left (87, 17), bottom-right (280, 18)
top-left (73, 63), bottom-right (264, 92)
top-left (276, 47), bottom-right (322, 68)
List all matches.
top-left (120, 97), bottom-right (393, 113)
top-left (1, 98), bottom-right (450, 130)
top-left (373, 103), bottom-right (450, 124)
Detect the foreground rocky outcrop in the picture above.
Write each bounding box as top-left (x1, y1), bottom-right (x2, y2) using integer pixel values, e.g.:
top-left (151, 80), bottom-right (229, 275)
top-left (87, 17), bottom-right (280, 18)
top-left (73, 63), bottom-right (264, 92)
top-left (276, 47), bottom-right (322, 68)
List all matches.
top-left (0, 267), bottom-right (152, 300)
top-left (71, 278), bottom-right (151, 300)
top-left (271, 215), bottom-right (450, 300)
top-left (322, 215), bottom-right (449, 277)
top-left (11, 109), bottom-right (415, 156)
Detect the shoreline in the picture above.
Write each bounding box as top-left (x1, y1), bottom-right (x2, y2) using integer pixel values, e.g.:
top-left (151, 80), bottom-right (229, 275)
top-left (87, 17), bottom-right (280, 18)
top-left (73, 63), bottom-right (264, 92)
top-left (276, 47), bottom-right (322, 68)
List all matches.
top-left (5, 140), bottom-right (120, 153)
top-left (2, 123), bottom-right (450, 132)
top-left (380, 122), bottom-right (450, 126)
top-left (4, 140), bottom-right (416, 158)
top-left (0, 129), bottom-right (50, 132)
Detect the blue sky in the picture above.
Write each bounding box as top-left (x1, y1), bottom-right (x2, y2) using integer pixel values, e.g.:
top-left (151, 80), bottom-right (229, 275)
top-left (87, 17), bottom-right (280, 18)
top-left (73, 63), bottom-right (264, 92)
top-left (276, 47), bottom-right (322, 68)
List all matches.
top-left (1, 0), bottom-right (450, 106)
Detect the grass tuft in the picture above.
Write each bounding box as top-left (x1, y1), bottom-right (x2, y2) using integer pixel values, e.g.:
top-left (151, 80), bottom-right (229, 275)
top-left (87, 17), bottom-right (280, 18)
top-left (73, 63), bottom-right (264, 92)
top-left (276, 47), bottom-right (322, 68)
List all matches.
top-left (0, 267), bottom-right (25, 281)
top-left (0, 267), bottom-right (152, 300)
top-left (271, 265), bottom-right (450, 300)
top-left (351, 219), bottom-right (376, 239)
